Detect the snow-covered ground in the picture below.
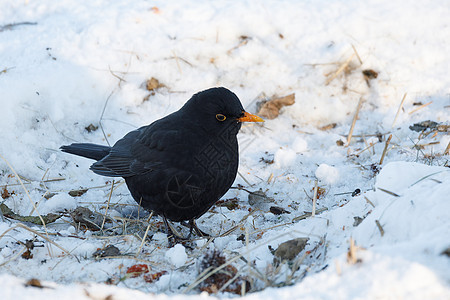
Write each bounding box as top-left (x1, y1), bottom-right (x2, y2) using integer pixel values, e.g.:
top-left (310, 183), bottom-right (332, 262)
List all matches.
top-left (0, 0), bottom-right (449, 299)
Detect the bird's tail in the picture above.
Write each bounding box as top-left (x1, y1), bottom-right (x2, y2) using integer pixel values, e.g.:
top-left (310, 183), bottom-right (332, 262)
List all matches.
top-left (60, 143), bottom-right (111, 161)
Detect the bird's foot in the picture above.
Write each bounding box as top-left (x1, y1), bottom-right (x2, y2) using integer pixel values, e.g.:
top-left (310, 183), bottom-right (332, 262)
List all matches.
top-left (186, 219), bottom-right (210, 238)
top-left (163, 216), bottom-right (189, 245)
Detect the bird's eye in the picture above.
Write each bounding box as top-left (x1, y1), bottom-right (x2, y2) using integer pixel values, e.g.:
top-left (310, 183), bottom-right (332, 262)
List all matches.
top-left (216, 114), bottom-right (226, 121)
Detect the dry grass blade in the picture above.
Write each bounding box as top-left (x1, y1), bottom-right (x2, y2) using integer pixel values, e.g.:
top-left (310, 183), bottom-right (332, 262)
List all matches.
top-left (0, 223), bottom-right (76, 264)
top-left (0, 153), bottom-right (49, 234)
top-left (444, 141), bottom-right (450, 155)
top-left (0, 244), bottom-right (28, 267)
top-left (351, 44), bottom-right (363, 65)
top-left (292, 207), bottom-right (328, 222)
top-left (101, 180), bottom-right (115, 231)
top-left (172, 51), bottom-right (182, 74)
top-left (408, 101), bottom-right (432, 115)
top-left (346, 238), bottom-right (359, 264)
top-left (379, 134), bottom-right (393, 164)
top-left (375, 220), bottom-right (384, 236)
top-left (99, 89), bottom-right (116, 146)
top-left (185, 230), bottom-right (310, 293)
top-left (377, 187), bottom-right (400, 197)
top-left (391, 93), bottom-right (407, 128)
top-left (237, 171), bottom-right (253, 186)
top-left (219, 209), bottom-right (257, 238)
top-left (135, 212), bottom-right (154, 257)
top-left (409, 171), bottom-right (445, 187)
top-left (16, 223), bottom-right (72, 255)
top-left (312, 179), bottom-right (318, 217)
top-left (347, 97), bottom-right (364, 145)
top-left (335, 260), bottom-right (342, 276)
top-left (364, 196), bottom-right (375, 208)
top-left (355, 142), bottom-right (377, 156)
top-left (325, 53), bottom-right (356, 85)
top-left (0, 177), bottom-right (65, 189)
top-left (216, 267), bottom-right (244, 294)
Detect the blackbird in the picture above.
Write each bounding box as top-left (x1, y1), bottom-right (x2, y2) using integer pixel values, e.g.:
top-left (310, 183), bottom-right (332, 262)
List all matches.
top-left (61, 87), bottom-right (263, 238)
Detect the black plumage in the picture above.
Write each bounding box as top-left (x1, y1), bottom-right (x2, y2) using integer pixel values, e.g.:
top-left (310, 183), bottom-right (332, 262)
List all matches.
top-left (61, 87), bottom-right (263, 238)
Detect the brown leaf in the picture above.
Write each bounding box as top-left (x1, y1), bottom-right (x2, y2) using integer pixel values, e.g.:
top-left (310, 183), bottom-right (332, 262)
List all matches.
top-left (68, 189), bottom-right (88, 197)
top-left (143, 271), bottom-right (167, 283)
top-left (85, 124), bottom-right (98, 133)
top-left (362, 69), bottom-right (378, 80)
top-left (145, 77), bottom-right (165, 92)
top-left (25, 278), bottom-right (43, 288)
top-left (319, 123), bottom-right (337, 131)
top-left (22, 249), bottom-right (33, 260)
top-left (1, 187), bottom-right (12, 199)
top-left (310, 186), bottom-right (326, 199)
top-left (126, 264), bottom-right (150, 278)
top-left (215, 197), bottom-right (239, 210)
top-left (257, 93), bottom-right (295, 119)
top-left (269, 206), bottom-right (290, 215)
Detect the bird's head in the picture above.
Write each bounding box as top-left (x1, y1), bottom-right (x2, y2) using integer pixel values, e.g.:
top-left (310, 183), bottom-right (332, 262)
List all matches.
top-left (180, 87), bottom-right (264, 136)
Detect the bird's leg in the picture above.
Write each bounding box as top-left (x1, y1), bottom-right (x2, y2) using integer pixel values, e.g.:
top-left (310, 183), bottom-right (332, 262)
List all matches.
top-left (188, 219), bottom-right (210, 238)
top-left (163, 216), bottom-right (187, 243)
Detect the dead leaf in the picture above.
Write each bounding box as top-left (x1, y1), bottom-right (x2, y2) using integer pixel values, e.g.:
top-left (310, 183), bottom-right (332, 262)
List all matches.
top-left (24, 278), bottom-right (43, 288)
top-left (93, 245), bottom-right (121, 259)
top-left (248, 189), bottom-right (274, 209)
top-left (0, 203), bottom-right (61, 225)
top-left (409, 120), bottom-right (438, 132)
top-left (126, 264), bottom-right (150, 278)
top-left (70, 207), bottom-right (105, 231)
top-left (362, 69), bottom-right (378, 80)
top-left (1, 187), bottom-right (13, 199)
top-left (150, 7), bottom-right (160, 14)
top-left (273, 238), bottom-right (309, 261)
top-left (319, 123), bottom-right (337, 131)
top-left (85, 124), bottom-right (98, 133)
top-left (144, 271), bottom-right (167, 283)
top-left (145, 77), bottom-right (165, 92)
top-left (68, 189), bottom-right (88, 197)
top-left (269, 206), bottom-right (290, 215)
top-left (257, 93), bottom-right (295, 119)
top-left (215, 197), bottom-right (239, 210)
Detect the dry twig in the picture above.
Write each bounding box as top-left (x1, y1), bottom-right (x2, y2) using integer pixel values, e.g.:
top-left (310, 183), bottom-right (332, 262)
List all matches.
top-left (325, 53), bottom-right (356, 85)
top-left (379, 134), bottom-right (393, 164)
top-left (409, 101), bottom-right (432, 115)
top-left (351, 45), bottom-right (363, 65)
top-left (312, 180), bottom-right (318, 217)
top-left (375, 220), bottom-right (384, 236)
top-left (391, 93), bottom-right (407, 128)
top-left (101, 180), bottom-right (115, 231)
top-left (444, 141), bottom-right (450, 155)
top-left (135, 212), bottom-right (154, 257)
top-left (347, 97), bottom-right (364, 145)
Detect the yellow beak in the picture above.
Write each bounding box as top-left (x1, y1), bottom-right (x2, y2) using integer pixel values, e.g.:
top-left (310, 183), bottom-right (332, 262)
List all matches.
top-left (237, 111), bottom-right (264, 123)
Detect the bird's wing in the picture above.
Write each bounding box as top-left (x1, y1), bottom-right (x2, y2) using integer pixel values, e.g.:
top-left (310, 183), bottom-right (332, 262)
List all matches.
top-left (90, 125), bottom-right (180, 177)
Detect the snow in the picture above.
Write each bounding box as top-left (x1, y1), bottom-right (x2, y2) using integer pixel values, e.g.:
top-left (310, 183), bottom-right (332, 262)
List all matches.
top-left (38, 193), bottom-right (77, 215)
top-left (165, 244), bottom-right (187, 268)
top-left (0, 0), bottom-right (449, 299)
top-left (315, 163), bottom-right (340, 185)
